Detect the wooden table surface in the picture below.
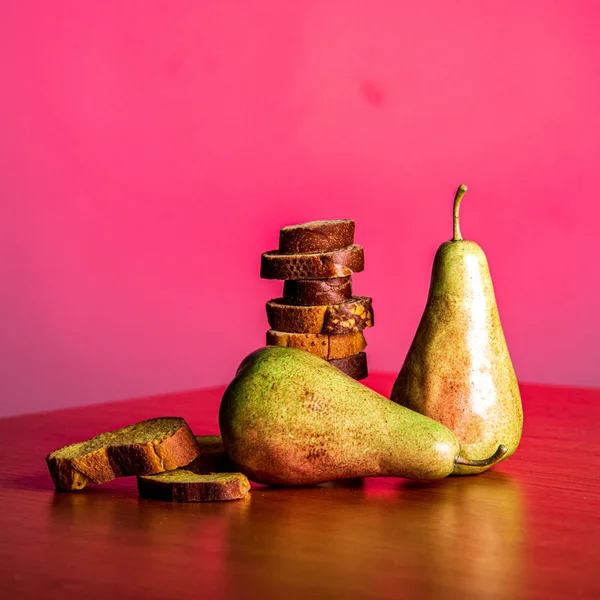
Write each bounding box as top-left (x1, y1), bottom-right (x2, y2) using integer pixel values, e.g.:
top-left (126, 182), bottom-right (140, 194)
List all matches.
top-left (1, 374), bottom-right (599, 600)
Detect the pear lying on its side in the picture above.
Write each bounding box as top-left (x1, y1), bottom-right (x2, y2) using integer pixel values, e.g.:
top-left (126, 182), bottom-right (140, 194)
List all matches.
top-left (391, 185), bottom-right (523, 474)
top-left (219, 347), bottom-right (505, 486)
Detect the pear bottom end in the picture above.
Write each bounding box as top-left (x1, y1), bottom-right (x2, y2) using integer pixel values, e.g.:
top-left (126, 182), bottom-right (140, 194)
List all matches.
top-left (452, 444), bottom-right (509, 475)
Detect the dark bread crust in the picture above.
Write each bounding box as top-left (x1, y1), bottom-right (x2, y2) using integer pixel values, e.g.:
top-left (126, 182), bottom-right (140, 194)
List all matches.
top-left (260, 245), bottom-right (364, 280)
top-left (266, 330), bottom-right (367, 360)
top-left (46, 418), bottom-right (201, 491)
top-left (282, 277), bottom-right (352, 306)
top-left (279, 220), bottom-right (355, 254)
top-left (266, 297), bottom-right (374, 334)
top-left (329, 352), bottom-right (369, 380)
top-left (137, 472), bottom-right (251, 502)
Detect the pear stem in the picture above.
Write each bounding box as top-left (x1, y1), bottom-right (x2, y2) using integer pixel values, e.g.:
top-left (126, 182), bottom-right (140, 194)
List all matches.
top-left (454, 444), bottom-right (508, 468)
top-left (452, 184), bottom-right (468, 241)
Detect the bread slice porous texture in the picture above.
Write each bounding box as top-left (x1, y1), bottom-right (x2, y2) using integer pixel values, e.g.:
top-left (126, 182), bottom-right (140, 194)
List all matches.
top-left (137, 470), bottom-right (251, 502)
top-left (46, 417), bottom-right (201, 491)
top-left (266, 330), bottom-right (367, 360)
top-left (260, 245), bottom-right (364, 280)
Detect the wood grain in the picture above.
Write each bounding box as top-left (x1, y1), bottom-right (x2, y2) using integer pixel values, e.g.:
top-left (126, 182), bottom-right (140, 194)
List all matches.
top-left (0, 375), bottom-right (599, 600)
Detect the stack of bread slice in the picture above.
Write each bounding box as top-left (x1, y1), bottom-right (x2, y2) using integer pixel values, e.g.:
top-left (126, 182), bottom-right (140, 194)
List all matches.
top-left (261, 220), bottom-right (373, 380)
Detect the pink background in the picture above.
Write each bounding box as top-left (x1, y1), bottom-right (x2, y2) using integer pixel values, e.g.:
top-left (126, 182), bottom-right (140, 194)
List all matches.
top-left (1, 1), bottom-right (599, 417)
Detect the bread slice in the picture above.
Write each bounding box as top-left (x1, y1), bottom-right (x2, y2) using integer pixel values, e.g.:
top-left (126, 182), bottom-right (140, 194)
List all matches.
top-left (137, 471), bottom-right (251, 502)
top-left (266, 296), bottom-right (374, 334)
top-left (46, 417), bottom-right (201, 491)
top-left (282, 276), bottom-right (352, 306)
top-left (279, 219), bottom-right (355, 254)
top-left (329, 352), bottom-right (368, 380)
top-left (267, 330), bottom-right (367, 360)
top-left (260, 245), bottom-right (364, 280)
top-left (185, 435), bottom-right (237, 474)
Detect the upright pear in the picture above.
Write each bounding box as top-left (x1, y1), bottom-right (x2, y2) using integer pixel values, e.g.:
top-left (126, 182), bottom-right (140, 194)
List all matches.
top-left (219, 346), bottom-right (506, 485)
top-left (391, 185), bottom-right (523, 474)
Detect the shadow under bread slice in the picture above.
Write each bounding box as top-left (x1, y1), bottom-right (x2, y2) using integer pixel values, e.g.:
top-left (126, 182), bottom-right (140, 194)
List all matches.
top-left (186, 435), bottom-right (237, 473)
top-left (278, 219), bottom-right (355, 254)
top-left (260, 245), bottom-right (364, 280)
top-left (137, 471), bottom-right (250, 502)
top-left (266, 296), bottom-right (373, 334)
top-left (267, 330), bottom-right (367, 360)
top-left (46, 417), bottom-right (201, 491)
top-left (282, 277), bottom-right (352, 306)
top-left (329, 352), bottom-right (368, 380)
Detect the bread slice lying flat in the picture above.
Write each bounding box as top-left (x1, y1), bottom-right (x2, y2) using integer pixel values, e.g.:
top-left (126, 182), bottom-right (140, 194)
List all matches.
top-left (137, 471), bottom-right (251, 502)
top-left (260, 245), bottom-right (364, 280)
top-left (282, 276), bottom-right (352, 306)
top-left (46, 417), bottom-right (201, 491)
top-left (266, 296), bottom-right (374, 334)
top-left (279, 219), bottom-right (355, 254)
top-left (266, 330), bottom-right (367, 360)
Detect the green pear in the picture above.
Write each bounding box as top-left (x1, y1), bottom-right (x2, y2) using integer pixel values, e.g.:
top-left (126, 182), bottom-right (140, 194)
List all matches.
top-left (391, 185), bottom-right (523, 474)
top-left (219, 346), bottom-right (506, 485)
